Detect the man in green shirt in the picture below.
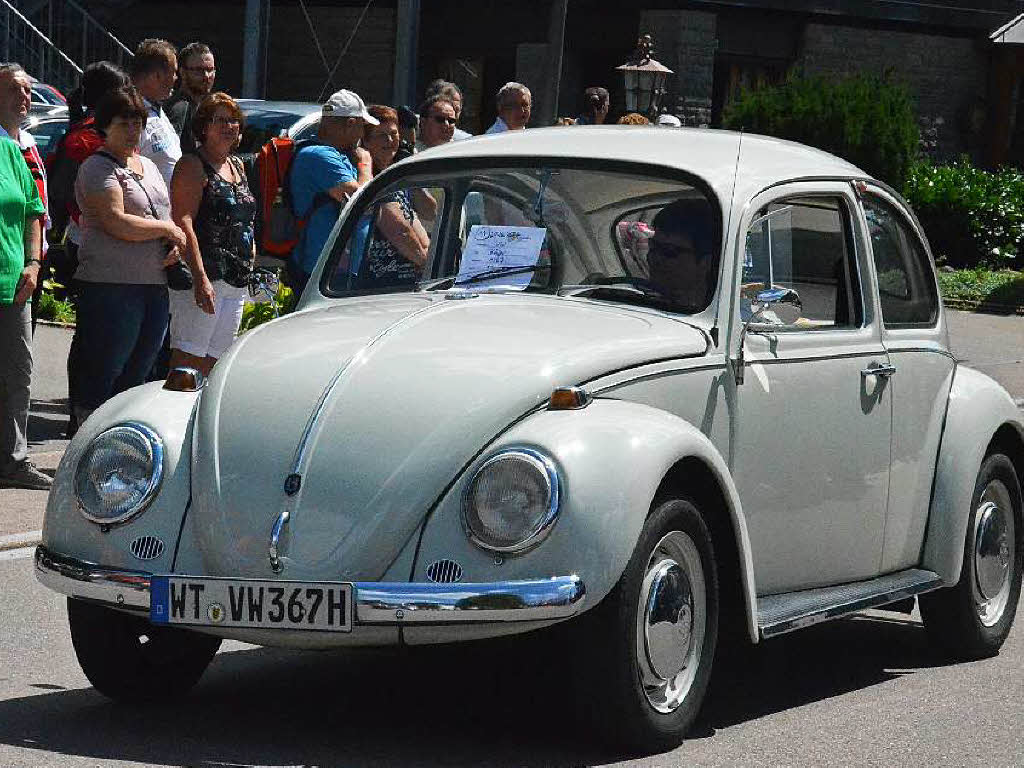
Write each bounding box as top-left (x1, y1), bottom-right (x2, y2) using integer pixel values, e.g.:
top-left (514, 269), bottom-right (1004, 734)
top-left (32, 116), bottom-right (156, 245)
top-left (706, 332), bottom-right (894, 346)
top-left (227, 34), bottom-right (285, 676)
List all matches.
top-left (0, 62), bottom-right (48, 489)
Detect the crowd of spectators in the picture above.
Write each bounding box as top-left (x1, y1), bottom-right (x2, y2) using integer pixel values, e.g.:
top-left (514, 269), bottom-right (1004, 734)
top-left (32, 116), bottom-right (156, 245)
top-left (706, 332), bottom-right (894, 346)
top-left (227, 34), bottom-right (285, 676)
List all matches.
top-left (0, 34), bottom-right (686, 489)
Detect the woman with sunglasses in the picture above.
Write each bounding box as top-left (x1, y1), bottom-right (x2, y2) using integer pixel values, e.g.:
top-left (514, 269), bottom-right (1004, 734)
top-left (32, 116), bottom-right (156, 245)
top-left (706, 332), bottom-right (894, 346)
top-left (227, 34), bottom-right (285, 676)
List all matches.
top-left (358, 104), bottom-right (430, 287)
top-left (168, 92), bottom-right (256, 378)
top-left (72, 86), bottom-right (187, 426)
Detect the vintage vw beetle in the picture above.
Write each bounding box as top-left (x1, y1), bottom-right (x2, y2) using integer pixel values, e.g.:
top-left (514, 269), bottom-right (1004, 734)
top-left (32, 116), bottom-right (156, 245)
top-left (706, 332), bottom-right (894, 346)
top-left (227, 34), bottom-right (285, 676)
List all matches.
top-left (37, 127), bottom-right (1023, 751)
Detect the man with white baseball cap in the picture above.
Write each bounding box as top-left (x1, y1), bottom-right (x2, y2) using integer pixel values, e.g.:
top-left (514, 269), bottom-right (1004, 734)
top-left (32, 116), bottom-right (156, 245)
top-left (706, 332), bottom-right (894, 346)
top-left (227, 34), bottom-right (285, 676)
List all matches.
top-left (287, 88), bottom-right (376, 292)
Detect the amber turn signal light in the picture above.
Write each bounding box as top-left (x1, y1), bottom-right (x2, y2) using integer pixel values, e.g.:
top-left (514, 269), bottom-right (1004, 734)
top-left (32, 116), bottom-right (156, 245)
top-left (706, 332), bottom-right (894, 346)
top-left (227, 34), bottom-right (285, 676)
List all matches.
top-left (163, 367), bottom-right (205, 392)
top-left (548, 386), bottom-right (591, 410)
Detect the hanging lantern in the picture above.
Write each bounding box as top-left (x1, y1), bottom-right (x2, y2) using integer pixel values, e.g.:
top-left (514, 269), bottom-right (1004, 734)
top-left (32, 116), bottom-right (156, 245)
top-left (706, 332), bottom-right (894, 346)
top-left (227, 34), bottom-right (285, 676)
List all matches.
top-left (616, 34), bottom-right (673, 118)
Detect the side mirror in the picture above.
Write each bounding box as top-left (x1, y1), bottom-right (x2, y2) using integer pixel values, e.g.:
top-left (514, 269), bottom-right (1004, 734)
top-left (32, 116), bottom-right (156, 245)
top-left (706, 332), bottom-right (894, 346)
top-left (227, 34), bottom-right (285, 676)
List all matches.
top-left (734, 286), bottom-right (803, 385)
top-left (753, 287), bottom-right (802, 326)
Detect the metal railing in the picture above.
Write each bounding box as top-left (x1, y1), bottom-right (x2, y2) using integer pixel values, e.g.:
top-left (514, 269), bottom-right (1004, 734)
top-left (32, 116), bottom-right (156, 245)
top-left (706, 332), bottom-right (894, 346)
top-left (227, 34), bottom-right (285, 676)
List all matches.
top-left (0, 0), bottom-right (133, 93)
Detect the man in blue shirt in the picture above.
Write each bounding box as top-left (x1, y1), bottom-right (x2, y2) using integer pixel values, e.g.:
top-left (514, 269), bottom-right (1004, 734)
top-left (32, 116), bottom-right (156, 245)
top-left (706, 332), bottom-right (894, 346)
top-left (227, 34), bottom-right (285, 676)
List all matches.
top-left (288, 89), bottom-right (375, 293)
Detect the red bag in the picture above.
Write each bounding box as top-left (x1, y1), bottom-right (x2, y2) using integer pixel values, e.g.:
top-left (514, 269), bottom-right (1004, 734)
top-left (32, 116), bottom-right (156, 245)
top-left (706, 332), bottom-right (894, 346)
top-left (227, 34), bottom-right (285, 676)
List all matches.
top-left (256, 136), bottom-right (304, 258)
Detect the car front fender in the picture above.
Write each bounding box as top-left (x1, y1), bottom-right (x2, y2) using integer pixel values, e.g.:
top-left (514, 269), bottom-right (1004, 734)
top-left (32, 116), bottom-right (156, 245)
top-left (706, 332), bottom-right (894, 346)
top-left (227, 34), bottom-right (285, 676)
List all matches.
top-left (411, 397), bottom-right (759, 643)
top-left (923, 365), bottom-right (1024, 584)
top-left (40, 383), bottom-right (199, 577)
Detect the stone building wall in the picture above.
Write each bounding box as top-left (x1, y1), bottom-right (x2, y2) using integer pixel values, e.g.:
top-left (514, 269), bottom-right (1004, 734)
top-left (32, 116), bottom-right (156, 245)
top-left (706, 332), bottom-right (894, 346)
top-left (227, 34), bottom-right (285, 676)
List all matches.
top-left (638, 9), bottom-right (717, 125)
top-left (263, 5), bottom-right (396, 104)
top-left (799, 23), bottom-right (990, 159)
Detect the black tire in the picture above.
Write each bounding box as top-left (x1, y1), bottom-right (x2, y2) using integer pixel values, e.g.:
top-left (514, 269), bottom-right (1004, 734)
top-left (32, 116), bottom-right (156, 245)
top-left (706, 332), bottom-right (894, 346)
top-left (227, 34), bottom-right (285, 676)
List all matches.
top-left (569, 495), bottom-right (719, 754)
top-left (68, 598), bottom-right (222, 703)
top-left (920, 453), bottom-right (1023, 660)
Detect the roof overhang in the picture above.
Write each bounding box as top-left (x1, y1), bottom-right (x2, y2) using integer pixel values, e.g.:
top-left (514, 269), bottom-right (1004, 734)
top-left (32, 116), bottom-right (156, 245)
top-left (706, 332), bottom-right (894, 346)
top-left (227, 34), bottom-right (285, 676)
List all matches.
top-left (992, 13), bottom-right (1024, 44)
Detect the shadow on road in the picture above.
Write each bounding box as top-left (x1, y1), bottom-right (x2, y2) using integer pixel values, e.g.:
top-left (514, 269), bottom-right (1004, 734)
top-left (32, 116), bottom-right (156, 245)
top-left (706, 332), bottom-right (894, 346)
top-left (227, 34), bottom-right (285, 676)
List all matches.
top-left (28, 398), bottom-right (69, 446)
top-left (0, 611), bottom-right (955, 766)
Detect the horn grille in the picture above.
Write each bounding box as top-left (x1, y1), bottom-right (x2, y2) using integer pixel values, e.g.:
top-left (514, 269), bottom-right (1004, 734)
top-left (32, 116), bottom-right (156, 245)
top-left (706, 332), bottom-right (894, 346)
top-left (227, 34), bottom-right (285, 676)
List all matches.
top-left (426, 559), bottom-right (463, 584)
top-left (129, 535), bottom-right (165, 561)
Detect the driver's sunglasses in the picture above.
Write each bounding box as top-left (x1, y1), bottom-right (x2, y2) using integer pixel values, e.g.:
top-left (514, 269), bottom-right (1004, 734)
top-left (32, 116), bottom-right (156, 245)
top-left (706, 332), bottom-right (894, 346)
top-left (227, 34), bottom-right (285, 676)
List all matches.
top-left (429, 114), bottom-right (457, 126)
top-left (185, 66), bottom-right (217, 75)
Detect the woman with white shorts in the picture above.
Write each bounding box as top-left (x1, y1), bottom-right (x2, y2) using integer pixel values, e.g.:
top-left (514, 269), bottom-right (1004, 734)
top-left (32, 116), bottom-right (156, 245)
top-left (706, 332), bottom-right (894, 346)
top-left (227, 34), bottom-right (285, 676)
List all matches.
top-left (168, 92), bottom-right (256, 377)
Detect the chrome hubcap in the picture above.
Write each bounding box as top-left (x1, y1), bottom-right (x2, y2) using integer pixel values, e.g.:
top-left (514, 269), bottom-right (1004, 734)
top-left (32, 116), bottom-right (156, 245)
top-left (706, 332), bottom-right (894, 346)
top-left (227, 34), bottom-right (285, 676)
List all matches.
top-left (636, 531), bottom-right (706, 714)
top-left (973, 480), bottom-right (1016, 627)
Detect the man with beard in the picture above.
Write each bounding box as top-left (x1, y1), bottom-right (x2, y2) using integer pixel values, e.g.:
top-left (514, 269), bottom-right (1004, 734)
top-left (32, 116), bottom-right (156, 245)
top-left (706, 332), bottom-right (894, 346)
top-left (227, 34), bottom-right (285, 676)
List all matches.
top-left (166, 42), bottom-right (215, 153)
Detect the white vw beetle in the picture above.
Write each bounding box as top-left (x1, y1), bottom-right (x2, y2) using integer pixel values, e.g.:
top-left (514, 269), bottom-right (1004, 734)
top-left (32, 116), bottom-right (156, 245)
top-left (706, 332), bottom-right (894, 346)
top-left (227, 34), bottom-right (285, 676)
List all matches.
top-left (37, 128), bottom-right (1023, 751)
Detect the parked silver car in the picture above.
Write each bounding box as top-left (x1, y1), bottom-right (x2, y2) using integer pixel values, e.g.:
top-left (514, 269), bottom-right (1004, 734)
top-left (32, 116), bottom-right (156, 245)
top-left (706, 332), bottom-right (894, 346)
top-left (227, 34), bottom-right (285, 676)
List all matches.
top-left (36, 127), bottom-right (1023, 752)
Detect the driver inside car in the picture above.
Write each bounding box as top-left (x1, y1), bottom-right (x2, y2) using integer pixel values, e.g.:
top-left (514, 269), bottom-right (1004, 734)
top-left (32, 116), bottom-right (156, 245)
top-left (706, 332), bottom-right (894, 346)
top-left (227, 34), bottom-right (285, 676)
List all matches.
top-left (646, 198), bottom-right (715, 310)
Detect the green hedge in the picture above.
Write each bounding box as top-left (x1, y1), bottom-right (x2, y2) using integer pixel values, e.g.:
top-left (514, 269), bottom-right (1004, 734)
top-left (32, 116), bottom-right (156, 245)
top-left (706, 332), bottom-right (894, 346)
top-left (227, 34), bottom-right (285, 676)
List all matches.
top-left (904, 160), bottom-right (1023, 270)
top-left (722, 71), bottom-right (919, 189)
top-left (936, 268), bottom-right (1024, 307)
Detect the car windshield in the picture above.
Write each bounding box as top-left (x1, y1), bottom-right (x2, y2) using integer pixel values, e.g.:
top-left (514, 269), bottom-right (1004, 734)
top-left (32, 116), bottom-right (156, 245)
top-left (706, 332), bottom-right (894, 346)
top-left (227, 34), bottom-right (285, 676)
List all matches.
top-left (323, 165), bottom-right (721, 315)
top-left (237, 104), bottom-right (318, 153)
top-left (25, 118), bottom-right (68, 156)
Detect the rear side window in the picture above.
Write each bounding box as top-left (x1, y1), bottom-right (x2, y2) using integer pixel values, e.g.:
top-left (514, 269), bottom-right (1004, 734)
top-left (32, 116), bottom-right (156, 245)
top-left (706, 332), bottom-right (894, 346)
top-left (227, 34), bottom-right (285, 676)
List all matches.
top-left (863, 195), bottom-right (939, 327)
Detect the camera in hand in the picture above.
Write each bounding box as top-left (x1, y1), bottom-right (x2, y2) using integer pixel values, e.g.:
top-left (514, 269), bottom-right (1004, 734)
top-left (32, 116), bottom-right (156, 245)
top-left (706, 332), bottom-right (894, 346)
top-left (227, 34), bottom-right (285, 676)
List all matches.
top-left (165, 259), bottom-right (193, 291)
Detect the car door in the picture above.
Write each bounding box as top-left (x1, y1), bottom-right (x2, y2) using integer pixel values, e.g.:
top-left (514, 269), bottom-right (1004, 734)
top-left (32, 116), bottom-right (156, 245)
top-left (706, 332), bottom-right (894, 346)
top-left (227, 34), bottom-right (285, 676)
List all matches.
top-left (857, 186), bottom-right (955, 573)
top-left (731, 182), bottom-right (892, 594)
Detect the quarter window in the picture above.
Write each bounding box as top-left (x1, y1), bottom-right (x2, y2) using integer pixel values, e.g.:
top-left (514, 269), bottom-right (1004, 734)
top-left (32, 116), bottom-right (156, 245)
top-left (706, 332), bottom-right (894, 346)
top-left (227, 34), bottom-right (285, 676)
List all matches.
top-left (741, 196), bottom-right (861, 329)
top-left (862, 195), bottom-right (939, 327)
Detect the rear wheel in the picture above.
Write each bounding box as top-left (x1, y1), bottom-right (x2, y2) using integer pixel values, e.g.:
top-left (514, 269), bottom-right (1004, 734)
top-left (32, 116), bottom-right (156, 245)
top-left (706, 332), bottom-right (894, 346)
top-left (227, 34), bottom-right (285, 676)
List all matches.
top-left (920, 453), bottom-right (1022, 660)
top-left (570, 496), bottom-right (719, 753)
top-left (68, 598), bottom-right (221, 702)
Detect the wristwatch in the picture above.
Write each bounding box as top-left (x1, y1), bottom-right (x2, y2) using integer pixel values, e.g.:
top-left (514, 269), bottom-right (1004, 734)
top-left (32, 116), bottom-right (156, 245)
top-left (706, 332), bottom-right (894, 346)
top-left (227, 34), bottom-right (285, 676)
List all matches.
top-left (25, 258), bottom-right (41, 268)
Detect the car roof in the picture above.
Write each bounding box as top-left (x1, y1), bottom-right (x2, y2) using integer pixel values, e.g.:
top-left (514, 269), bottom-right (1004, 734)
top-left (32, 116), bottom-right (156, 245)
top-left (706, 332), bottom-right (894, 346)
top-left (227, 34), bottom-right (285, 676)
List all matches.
top-left (406, 126), bottom-right (869, 207)
top-left (237, 100), bottom-right (320, 116)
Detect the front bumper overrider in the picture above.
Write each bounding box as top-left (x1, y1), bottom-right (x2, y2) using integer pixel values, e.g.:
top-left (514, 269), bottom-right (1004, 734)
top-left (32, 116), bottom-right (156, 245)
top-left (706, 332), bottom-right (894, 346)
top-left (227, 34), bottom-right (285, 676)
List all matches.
top-left (34, 546), bottom-right (586, 625)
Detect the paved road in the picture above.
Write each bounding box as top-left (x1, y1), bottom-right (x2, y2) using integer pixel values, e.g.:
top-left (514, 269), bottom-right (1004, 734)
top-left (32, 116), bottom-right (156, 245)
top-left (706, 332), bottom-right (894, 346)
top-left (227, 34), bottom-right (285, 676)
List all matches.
top-left (0, 549), bottom-right (1021, 766)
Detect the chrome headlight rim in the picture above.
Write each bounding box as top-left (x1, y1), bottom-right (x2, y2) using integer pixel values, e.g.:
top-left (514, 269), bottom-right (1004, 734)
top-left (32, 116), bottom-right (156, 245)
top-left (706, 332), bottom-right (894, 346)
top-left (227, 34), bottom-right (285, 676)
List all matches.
top-left (75, 421), bottom-right (164, 526)
top-left (461, 447), bottom-right (561, 554)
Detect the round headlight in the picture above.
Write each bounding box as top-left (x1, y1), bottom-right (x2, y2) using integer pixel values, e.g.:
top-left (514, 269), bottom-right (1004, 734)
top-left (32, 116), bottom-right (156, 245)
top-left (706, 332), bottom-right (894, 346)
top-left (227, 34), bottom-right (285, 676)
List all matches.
top-left (462, 449), bottom-right (560, 553)
top-left (74, 422), bottom-right (164, 525)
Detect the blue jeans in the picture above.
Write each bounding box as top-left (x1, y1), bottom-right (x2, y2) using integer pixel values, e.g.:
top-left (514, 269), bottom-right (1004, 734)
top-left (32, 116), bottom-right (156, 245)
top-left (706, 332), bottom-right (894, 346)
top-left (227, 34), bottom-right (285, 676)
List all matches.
top-left (70, 282), bottom-right (169, 410)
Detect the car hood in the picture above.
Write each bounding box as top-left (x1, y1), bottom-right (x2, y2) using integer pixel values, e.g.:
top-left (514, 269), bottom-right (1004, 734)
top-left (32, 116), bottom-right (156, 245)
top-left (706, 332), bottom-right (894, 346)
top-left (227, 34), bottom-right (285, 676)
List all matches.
top-left (191, 293), bottom-right (707, 580)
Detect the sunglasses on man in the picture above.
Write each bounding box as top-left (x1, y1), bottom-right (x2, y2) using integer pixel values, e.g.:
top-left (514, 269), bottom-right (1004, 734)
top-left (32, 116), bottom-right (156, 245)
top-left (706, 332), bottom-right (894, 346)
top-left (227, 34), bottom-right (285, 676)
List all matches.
top-left (429, 114), bottom-right (458, 126)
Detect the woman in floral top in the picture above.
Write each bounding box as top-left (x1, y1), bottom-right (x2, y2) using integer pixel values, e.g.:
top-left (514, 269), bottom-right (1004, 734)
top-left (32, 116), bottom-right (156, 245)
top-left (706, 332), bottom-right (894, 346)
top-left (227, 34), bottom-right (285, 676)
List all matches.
top-left (168, 92), bottom-right (256, 376)
top-left (360, 104), bottom-right (430, 287)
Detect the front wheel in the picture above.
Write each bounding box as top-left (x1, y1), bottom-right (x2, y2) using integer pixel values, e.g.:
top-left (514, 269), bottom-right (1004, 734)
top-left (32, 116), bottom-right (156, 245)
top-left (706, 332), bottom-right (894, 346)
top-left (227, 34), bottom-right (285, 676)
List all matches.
top-left (920, 453), bottom-right (1022, 660)
top-left (569, 496), bottom-right (719, 753)
top-left (68, 598), bottom-right (222, 702)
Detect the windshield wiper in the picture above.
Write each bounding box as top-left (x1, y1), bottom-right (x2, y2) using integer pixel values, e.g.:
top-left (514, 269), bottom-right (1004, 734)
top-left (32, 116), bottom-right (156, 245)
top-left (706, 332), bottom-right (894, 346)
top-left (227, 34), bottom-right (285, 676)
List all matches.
top-left (420, 265), bottom-right (542, 291)
top-left (558, 283), bottom-right (649, 298)
top-left (557, 282), bottom-right (681, 310)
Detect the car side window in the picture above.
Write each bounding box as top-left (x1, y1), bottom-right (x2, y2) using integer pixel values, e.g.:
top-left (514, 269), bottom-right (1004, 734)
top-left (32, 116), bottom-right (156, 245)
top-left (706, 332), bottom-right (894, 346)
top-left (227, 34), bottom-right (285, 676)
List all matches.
top-left (742, 196), bottom-right (861, 330)
top-left (862, 195), bottom-right (939, 327)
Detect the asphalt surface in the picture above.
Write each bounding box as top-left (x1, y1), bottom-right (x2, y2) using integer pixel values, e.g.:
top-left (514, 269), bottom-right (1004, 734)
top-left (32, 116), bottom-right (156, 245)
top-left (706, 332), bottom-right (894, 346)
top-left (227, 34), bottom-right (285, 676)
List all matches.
top-left (0, 548), bottom-right (1021, 766)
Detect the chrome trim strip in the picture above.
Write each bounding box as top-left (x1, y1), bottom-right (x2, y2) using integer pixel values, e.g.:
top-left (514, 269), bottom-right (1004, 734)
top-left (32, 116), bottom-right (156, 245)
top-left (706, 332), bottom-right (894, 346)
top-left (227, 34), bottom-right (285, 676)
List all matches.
top-left (35, 546), bottom-right (585, 625)
top-left (757, 568), bottom-right (942, 639)
top-left (355, 576), bottom-right (585, 623)
top-left (35, 546), bottom-right (151, 612)
top-left (270, 300), bottom-right (445, 572)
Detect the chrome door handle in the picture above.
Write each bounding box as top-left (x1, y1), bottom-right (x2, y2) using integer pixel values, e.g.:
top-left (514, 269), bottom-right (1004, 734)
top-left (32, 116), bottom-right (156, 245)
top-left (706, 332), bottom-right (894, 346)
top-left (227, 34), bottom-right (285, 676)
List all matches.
top-left (861, 364), bottom-right (897, 378)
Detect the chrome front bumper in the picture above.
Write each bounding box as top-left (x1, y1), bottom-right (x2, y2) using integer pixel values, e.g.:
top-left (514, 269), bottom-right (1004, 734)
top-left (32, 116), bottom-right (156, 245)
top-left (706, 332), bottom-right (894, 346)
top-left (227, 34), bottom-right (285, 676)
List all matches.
top-left (34, 546), bottom-right (586, 624)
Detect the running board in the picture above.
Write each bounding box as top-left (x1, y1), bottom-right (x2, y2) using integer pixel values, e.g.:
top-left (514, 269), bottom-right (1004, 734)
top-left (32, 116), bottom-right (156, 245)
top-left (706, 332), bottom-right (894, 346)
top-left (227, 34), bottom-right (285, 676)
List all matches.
top-left (757, 568), bottom-right (943, 639)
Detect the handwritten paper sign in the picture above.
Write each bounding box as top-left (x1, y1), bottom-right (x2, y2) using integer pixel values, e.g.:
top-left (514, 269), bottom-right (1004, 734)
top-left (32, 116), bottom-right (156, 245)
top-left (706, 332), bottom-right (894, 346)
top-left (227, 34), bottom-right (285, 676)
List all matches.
top-left (456, 225), bottom-right (547, 290)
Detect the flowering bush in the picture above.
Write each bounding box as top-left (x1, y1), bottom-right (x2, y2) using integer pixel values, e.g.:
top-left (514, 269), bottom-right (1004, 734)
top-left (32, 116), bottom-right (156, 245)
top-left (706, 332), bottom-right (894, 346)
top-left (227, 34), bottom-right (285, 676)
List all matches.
top-left (904, 160), bottom-right (1024, 270)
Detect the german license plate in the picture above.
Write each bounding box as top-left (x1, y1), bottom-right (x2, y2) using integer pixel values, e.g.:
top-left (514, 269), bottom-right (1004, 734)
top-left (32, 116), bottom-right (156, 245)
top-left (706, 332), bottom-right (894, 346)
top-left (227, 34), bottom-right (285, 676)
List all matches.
top-left (150, 576), bottom-right (353, 632)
